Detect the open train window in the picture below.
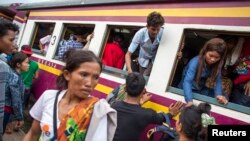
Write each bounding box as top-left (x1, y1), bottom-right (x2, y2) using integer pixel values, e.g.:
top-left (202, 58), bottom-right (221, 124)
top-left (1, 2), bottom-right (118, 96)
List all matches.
top-left (168, 29), bottom-right (250, 114)
top-left (30, 22), bottom-right (55, 56)
top-left (100, 25), bottom-right (142, 79)
top-left (53, 24), bottom-right (95, 61)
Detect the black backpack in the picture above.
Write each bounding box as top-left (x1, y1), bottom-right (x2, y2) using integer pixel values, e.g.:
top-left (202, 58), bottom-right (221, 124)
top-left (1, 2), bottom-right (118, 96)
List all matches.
top-left (147, 113), bottom-right (178, 141)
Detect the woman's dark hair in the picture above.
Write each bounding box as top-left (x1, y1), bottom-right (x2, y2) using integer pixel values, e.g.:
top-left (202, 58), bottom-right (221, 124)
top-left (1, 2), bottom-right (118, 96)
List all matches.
top-left (9, 52), bottom-right (28, 69)
top-left (56, 49), bottom-right (102, 90)
top-left (195, 38), bottom-right (227, 86)
top-left (0, 19), bottom-right (19, 37)
top-left (147, 11), bottom-right (165, 27)
top-left (125, 72), bottom-right (146, 97)
top-left (179, 103), bottom-right (211, 141)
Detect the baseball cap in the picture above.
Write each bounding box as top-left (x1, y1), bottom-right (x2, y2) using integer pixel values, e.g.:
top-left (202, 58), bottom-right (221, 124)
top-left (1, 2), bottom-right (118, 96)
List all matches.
top-left (21, 45), bottom-right (33, 55)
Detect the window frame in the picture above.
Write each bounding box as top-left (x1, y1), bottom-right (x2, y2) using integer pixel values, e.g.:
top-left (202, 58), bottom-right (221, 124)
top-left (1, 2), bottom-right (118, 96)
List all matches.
top-left (30, 22), bottom-right (55, 56)
top-left (167, 28), bottom-right (250, 114)
top-left (52, 23), bottom-right (96, 61)
top-left (100, 24), bottom-right (145, 79)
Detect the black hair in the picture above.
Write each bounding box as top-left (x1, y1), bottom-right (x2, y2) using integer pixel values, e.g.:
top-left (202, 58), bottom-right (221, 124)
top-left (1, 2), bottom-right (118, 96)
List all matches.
top-left (147, 11), bottom-right (165, 27)
top-left (113, 33), bottom-right (124, 43)
top-left (56, 49), bottom-right (102, 90)
top-left (179, 103), bottom-right (211, 141)
top-left (0, 19), bottom-right (19, 37)
top-left (125, 72), bottom-right (146, 97)
top-left (198, 103), bottom-right (211, 115)
top-left (48, 26), bottom-right (54, 34)
top-left (9, 52), bottom-right (28, 69)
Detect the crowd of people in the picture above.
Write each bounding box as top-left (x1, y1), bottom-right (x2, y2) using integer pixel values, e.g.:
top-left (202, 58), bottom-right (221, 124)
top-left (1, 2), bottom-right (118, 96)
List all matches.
top-left (0, 9), bottom-right (249, 141)
top-left (0, 19), bottom-right (39, 140)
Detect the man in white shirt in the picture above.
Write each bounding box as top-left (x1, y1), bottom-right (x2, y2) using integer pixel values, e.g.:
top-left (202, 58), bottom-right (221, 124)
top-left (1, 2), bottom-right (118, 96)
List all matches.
top-left (39, 27), bottom-right (54, 55)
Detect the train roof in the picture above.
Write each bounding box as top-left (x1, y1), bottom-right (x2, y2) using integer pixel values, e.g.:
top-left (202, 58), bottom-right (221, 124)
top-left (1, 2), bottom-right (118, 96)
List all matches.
top-left (0, 6), bottom-right (16, 16)
top-left (17, 0), bottom-right (231, 10)
top-left (0, 3), bottom-right (24, 21)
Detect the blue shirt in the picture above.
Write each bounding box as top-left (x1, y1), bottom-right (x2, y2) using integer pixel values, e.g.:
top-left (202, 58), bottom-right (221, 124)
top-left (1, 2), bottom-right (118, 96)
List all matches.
top-left (128, 27), bottom-right (163, 68)
top-left (179, 56), bottom-right (222, 102)
top-left (5, 69), bottom-right (25, 120)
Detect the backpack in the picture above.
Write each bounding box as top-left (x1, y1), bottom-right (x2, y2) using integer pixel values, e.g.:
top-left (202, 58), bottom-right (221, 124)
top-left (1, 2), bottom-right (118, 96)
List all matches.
top-left (147, 113), bottom-right (178, 141)
top-left (106, 84), bottom-right (127, 105)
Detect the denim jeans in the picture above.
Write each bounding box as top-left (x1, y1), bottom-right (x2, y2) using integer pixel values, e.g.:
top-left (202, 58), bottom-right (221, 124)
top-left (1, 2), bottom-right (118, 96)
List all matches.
top-left (231, 83), bottom-right (250, 107)
top-left (3, 112), bottom-right (11, 134)
top-left (23, 88), bottom-right (31, 109)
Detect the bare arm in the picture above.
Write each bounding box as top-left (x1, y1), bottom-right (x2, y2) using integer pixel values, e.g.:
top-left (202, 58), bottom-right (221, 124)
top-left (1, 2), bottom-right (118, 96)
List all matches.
top-left (83, 41), bottom-right (91, 50)
top-left (125, 51), bottom-right (133, 74)
top-left (23, 119), bottom-right (41, 141)
top-left (82, 33), bottom-right (94, 50)
top-left (34, 70), bottom-right (39, 79)
top-left (38, 41), bottom-right (44, 53)
top-left (244, 80), bottom-right (250, 96)
top-left (168, 101), bottom-right (184, 117)
top-left (140, 92), bottom-right (152, 105)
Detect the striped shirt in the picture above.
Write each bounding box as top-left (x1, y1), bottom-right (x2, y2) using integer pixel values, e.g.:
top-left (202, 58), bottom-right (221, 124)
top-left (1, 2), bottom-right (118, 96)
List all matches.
top-left (58, 40), bottom-right (84, 60)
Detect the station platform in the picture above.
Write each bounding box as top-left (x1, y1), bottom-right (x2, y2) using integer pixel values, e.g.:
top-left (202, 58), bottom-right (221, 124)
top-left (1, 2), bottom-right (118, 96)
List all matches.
top-left (3, 130), bottom-right (25, 141)
top-left (2, 107), bottom-right (32, 141)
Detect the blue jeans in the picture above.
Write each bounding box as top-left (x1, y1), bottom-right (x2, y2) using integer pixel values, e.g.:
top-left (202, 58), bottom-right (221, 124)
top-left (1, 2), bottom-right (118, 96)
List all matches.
top-left (23, 88), bottom-right (31, 109)
top-left (3, 112), bottom-right (11, 134)
top-left (193, 88), bottom-right (214, 97)
top-left (231, 83), bottom-right (250, 107)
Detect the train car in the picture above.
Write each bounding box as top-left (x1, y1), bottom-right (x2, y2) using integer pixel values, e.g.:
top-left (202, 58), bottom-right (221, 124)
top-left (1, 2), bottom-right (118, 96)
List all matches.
top-left (17, 0), bottom-right (250, 136)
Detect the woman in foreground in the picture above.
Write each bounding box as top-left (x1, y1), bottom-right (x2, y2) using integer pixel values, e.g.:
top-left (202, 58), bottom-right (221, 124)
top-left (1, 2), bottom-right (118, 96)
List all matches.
top-left (23, 49), bottom-right (117, 141)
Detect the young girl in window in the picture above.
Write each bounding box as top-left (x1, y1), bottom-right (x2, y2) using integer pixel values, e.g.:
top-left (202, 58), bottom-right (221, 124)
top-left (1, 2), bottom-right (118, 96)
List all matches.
top-left (179, 38), bottom-right (228, 107)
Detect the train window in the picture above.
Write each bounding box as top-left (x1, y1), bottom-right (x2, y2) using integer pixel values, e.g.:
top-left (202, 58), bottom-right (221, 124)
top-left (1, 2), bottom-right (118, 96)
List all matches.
top-left (168, 29), bottom-right (250, 113)
top-left (53, 24), bottom-right (95, 61)
top-left (30, 22), bottom-right (55, 56)
top-left (100, 25), bottom-right (142, 79)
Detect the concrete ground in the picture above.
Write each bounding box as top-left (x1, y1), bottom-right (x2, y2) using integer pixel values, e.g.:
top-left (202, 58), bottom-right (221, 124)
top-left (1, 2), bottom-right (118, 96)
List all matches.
top-left (3, 130), bottom-right (25, 141)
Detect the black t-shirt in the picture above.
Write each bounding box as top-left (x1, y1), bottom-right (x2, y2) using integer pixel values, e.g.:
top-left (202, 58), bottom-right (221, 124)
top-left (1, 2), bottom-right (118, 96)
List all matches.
top-left (112, 101), bottom-right (165, 141)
